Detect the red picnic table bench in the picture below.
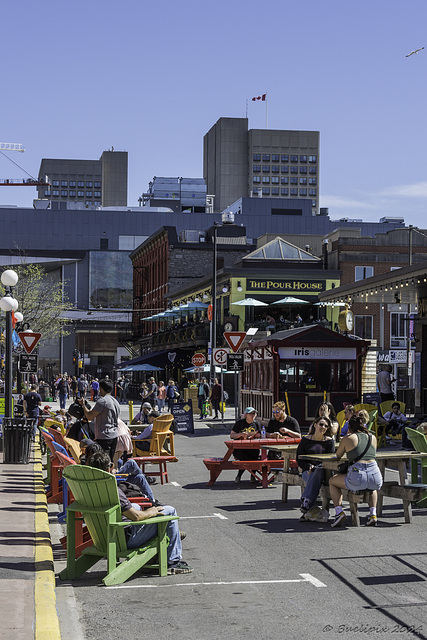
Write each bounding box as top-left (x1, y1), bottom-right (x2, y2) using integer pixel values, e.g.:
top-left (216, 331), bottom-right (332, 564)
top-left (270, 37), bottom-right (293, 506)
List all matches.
top-left (203, 437), bottom-right (300, 488)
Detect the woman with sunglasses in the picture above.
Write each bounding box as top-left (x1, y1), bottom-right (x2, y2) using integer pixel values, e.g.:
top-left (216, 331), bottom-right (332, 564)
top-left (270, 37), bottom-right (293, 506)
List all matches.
top-left (296, 416), bottom-right (335, 515)
top-left (266, 401), bottom-right (301, 439)
top-left (314, 402), bottom-right (339, 438)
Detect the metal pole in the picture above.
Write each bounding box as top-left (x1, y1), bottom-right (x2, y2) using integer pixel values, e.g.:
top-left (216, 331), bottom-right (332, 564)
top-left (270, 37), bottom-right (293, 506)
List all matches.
top-left (220, 366), bottom-right (224, 426)
top-left (5, 310), bottom-right (12, 418)
top-left (210, 224), bottom-right (218, 385)
top-left (409, 225), bottom-right (413, 266)
top-left (234, 370), bottom-right (239, 421)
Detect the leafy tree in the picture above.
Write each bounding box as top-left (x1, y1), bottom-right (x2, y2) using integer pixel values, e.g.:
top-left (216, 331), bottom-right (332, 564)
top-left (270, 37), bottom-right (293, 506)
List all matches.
top-left (1, 263), bottom-right (70, 340)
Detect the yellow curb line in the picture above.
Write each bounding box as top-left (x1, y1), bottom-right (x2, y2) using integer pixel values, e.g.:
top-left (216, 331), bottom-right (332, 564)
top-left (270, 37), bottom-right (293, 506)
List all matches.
top-left (34, 443), bottom-right (62, 640)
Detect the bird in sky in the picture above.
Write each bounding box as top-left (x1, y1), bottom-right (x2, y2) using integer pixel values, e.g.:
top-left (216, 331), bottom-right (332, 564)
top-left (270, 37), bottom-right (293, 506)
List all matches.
top-left (406, 47), bottom-right (424, 57)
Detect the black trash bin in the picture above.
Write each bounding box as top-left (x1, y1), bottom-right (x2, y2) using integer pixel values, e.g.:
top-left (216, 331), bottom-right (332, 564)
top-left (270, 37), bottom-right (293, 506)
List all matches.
top-left (3, 418), bottom-right (33, 464)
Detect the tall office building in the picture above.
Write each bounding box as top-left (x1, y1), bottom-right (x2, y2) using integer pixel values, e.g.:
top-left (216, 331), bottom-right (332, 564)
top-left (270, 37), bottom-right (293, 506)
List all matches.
top-left (37, 150), bottom-right (128, 208)
top-left (203, 117), bottom-right (319, 214)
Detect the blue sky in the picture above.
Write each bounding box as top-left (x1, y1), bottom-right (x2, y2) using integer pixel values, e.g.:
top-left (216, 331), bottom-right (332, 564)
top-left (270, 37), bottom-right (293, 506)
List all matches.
top-left (2, 0), bottom-right (426, 226)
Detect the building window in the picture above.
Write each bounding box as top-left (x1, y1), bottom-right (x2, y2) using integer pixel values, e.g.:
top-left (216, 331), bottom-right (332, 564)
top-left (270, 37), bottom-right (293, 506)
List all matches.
top-left (281, 154), bottom-right (289, 162)
top-left (281, 177), bottom-right (288, 184)
top-left (308, 188), bottom-right (317, 196)
top-left (94, 181), bottom-right (101, 188)
top-left (253, 165), bottom-right (261, 172)
top-left (271, 187), bottom-right (279, 195)
top-left (299, 166), bottom-right (307, 174)
top-left (299, 188), bottom-right (307, 196)
top-left (52, 190), bottom-right (59, 196)
top-left (290, 154), bottom-right (298, 162)
top-left (271, 165), bottom-right (279, 173)
top-left (44, 189), bottom-right (51, 196)
top-left (390, 312), bottom-right (407, 347)
top-left (262, 165), bottom-right (270, 173)
top-left (290, 188), bottom-right (298, 196)
top-left (312, 200), bottom-right (316, 208)
top-left (94, 191), bottom-right (101, 197)
top-left (262, 154), bottom-right (270, 162)
top-left (355, 316), bottom-right (373, 339)
top-left (61, 190), bottom-right (68, 197)
top-left (300, 155), bottom-right (307, 163)
top-left (299, 177), bottom-right (307, 185)
top-left (69, 190), bottom-right (76, 197)
top-left (253, 153), bottom-right (261, 161)
top-left (86, 191), bottom-right (93, 198)
top-left (262, 187), bottom-right (270, 195)
top-left (281, 188), bottom-right (288, 196)
top-left (86, 181), bottom-right (93, 188)
top-left (309, 177), bottom-right (317, 185)
top-left (309, 155), bottom-right (317, 163)
top-left (52, 180), bottom-right (59, 187)
top-left (290, 177), bottom-right (298, 184)
top-left (271, 177), bottom-right (279, 184)
top-left (94, 201), bottom-right (101, 206)
top-left (290, 166), bottom-right (298, 174)
top-left (253, 176), bottom-right (261, 183)
top-left (77, 191), bottom-right (84, 197)
top-left (252, 187), bottom-right (259, 195)
top-left (262, 176), bottom-right (270, 184)
top-left (61, 180), bottom-right (68, 187)
top-left (78, 181), bottom-right (85, 188)
top-left (69, 181), bottom-right (76, 187)
top-left (100, 238), bottom-right (108, 250)
top-left (309, 166), bottom-right (317, 174)
top-left (272, 154), bottom-right (280, 162)
top-left (281, 166), bottom-right (288, 173)
top-left (355, 266), bottom-right (374, 281)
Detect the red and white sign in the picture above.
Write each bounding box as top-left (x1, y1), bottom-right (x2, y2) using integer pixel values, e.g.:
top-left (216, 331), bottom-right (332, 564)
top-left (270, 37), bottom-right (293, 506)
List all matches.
top-left (18, 332), bottom-right (42, 355)
top-left (213, 347), bottom-right (229, 367)
top-left (191, 352), bottom-right (206, 367)
top-left (224, 331), bottom-right (246, 353)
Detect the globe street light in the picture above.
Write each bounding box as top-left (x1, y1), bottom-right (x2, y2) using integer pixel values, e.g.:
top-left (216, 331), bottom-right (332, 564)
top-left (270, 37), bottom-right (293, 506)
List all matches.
top-left (0, 269), bottom-right (19, 419)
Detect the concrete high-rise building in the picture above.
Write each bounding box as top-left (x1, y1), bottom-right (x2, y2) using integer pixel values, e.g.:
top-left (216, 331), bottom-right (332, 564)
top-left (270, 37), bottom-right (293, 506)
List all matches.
top-left (203, 117), bottom-right (319, 215)
top-left (37, 150), bottom-right (128, 208)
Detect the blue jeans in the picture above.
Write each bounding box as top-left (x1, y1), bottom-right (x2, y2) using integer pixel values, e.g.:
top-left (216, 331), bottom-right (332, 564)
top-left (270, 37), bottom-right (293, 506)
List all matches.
top-left (301, 467), bottom-right (325, 509)
top-left (127, 504), bottom-right (182, 564)
top-left (118, 459), bottom-right (155, 502)
top-left (157, 398), bottom-right (165, 412)
top-left (59, 393), bottom-right (67, 410)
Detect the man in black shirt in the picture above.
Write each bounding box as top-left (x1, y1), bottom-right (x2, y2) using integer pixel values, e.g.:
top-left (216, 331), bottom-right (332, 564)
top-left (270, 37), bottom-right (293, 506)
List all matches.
top-left (230, 407), bottom-right (261, 483)
top-left (266, 401), bottom-right (301, 438)
top-left (24, 384), bottom-right (42, 439)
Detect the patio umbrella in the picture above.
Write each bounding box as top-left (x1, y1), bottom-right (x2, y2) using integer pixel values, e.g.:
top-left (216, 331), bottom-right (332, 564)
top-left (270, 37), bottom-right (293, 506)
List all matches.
top-left (179, 301), bottom-right (209, 311)
top-left (231, 298), bottom-right (268, 306)
top-left (272, 296), bottom-right (310, 305)
top-left (117, 363), bottom-right (163, 371)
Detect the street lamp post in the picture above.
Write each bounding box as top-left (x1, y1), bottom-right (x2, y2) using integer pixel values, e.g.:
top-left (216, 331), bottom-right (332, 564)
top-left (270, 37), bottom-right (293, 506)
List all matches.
top-left (0, 270), bottom-right (19, 419)
top-left (210, 223), bottom-right (219, 385)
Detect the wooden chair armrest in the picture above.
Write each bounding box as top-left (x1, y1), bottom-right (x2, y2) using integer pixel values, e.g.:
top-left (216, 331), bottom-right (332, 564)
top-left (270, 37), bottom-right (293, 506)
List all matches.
top-left (109, 515), bottom-right (179, 528)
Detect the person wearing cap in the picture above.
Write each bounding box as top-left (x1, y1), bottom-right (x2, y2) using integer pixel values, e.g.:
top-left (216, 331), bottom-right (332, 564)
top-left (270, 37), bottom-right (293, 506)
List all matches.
top-left (131, 403), bottom-right (152, 425)
top-left (230, 407), bottom-right (261, 483)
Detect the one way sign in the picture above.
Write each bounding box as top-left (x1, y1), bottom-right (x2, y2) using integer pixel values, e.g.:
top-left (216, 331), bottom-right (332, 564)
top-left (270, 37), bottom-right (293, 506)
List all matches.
top-left (18, 332), bottom-right (42, 354)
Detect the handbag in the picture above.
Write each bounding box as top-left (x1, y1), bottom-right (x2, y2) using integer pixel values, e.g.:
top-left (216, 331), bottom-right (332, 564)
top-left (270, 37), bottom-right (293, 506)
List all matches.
top-left (337, 433), bottom-right (372, 475)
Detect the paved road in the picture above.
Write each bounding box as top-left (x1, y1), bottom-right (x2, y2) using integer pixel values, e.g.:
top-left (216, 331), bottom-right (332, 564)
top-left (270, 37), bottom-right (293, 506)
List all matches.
top-left (51, 424), bottom-right (427, 640)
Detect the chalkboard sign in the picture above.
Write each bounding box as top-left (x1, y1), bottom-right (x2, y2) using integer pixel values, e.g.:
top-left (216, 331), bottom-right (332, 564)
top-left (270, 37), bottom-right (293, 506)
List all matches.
top-left (171, 401), bottom-right (194, 434)
top-left (363, 393), bottom-right (381, 408)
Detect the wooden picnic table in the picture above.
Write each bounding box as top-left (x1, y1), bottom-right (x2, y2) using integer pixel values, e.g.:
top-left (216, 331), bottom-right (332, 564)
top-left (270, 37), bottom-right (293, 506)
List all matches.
top-left (203, 437), bottom-right (300, 488)
top-left (298, 450), bottom-right (427, 524)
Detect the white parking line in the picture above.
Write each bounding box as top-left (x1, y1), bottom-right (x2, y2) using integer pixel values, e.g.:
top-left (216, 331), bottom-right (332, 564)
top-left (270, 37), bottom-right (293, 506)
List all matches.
top-left (106, 574), bottom-right (326, 590)
top-left (179, 514), bottom-right (228, 520)
top-left (171, 481), bottom-right (180, 486)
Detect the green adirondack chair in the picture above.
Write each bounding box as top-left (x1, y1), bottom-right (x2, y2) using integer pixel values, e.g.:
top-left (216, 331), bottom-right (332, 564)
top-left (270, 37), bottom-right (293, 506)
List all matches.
top-left (404, 427), bottom-right (427, 507)
top-left (58, 465), bottom-right (178, 585)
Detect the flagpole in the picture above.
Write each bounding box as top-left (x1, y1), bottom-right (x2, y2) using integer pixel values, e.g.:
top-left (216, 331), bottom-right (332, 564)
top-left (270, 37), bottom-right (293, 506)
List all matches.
top-left (266, 95), bottom-right (268, 129)
top-left (245, 98), bottom-right (248, 119)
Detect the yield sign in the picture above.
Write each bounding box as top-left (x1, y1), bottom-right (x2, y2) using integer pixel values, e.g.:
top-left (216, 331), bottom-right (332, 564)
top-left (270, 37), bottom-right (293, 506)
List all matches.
top-left (18, 332), bottom-right (42, 354)
top-left (223, 331), bottom-right (246, 353)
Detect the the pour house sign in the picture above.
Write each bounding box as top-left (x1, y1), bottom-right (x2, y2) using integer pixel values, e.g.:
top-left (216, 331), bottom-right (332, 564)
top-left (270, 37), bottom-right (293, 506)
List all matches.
top-left (247, 279), bottom-right (325, 292)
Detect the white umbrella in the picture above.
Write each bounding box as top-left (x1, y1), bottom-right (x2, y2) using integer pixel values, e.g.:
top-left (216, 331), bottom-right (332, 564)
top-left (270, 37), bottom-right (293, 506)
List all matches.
top-left (272, 296), bottom-right (310, 305)
top-left (231, 298), bottom-right (268, 307)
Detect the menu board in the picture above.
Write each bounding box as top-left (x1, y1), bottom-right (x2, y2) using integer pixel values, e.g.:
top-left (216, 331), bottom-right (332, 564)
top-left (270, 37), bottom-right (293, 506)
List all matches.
top-left (171, 402), bottom-right (194, 434)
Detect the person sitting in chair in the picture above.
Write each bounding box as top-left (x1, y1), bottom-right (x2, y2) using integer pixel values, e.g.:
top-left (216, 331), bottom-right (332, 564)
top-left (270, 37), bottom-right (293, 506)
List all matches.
top-left (88, 450), bottom-right (192, 574)
top-left (383, 402), bottom-right (408, 436)
top-left (132, 410), bottom-right (160, 452)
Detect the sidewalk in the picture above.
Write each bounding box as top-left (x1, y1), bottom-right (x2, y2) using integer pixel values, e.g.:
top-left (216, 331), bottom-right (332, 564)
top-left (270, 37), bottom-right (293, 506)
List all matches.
top-left (0, 442), bottom-right (61, 640)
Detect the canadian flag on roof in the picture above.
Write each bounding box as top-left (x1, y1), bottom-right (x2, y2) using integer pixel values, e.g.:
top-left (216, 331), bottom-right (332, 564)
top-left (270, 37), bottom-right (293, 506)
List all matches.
top-left (252, 93), bottom-right (267, 101)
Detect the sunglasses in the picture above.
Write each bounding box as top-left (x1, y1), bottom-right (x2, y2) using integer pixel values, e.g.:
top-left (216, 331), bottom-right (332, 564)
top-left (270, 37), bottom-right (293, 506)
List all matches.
top-left (272, 410), bottom-right (281, 414)
top-left (318, 423), bottom-right (327, 427)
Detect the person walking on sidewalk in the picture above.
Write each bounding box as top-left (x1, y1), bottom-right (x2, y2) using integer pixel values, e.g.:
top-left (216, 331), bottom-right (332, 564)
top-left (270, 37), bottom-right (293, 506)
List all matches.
top-left (197, 377), bottom-right (210, 419)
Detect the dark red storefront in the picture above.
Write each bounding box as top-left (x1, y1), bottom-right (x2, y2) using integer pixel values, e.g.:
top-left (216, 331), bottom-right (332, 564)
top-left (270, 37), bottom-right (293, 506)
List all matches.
top-left (241, 325), bottom-right (369, 426)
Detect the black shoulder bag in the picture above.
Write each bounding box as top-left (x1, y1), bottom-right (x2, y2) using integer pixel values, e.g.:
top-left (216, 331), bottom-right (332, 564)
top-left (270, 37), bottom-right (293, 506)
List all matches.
top-left (337, 433), bottom-right (372, 475)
